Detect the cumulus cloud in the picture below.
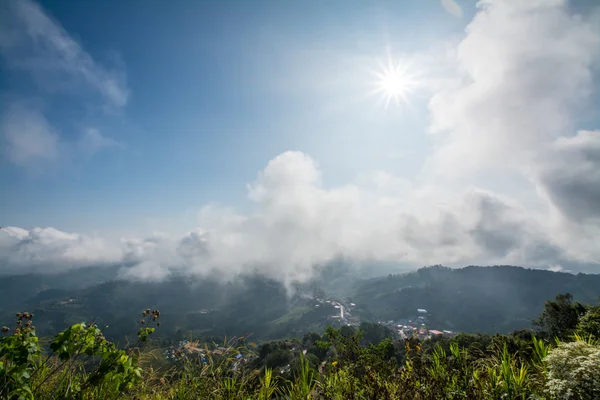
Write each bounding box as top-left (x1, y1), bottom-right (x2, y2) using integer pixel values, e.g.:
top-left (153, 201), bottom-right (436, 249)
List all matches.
top-left (1, 0), bottom-right (600, 283)
top-left (428, 0), bottom-right (599, 177)
top-left (0, 151), bottom-right (585, 282)
top-left (536, 130), bottom-right (600, 224)
top-left (0, 226), bottom-right (122, 275)
top-left (0, 0), bottom-right (129, 108)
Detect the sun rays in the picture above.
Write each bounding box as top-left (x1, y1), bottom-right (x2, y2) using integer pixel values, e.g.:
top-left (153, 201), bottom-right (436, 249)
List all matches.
top-left (369, 52), bottom-right (420, 110)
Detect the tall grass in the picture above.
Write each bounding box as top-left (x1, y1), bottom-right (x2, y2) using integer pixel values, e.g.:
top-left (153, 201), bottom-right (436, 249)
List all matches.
top-left (4, 313), bottom-right (600, 399)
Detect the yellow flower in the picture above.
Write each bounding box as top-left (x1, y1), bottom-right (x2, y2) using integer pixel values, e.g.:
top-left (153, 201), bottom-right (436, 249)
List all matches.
top-left (332, 361), bottom-right (339, 367)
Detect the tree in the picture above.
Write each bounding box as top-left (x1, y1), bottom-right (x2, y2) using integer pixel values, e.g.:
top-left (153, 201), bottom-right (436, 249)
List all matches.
top-left (358, 322), bottom-right (397, 346)
top-left (533, 293), bottom-right (586, 341)
top-left (576, 305), bottom-right (600, 339)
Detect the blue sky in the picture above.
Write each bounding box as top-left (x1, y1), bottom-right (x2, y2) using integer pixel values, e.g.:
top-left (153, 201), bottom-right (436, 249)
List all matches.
top-left (1, 0), bottom-right (600, 281)
top-left (1, 0), bottom-right (472, 234)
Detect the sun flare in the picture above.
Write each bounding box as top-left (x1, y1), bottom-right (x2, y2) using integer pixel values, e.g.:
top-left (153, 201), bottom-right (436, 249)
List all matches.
top-left (370, 54), bottom-right (419, 110)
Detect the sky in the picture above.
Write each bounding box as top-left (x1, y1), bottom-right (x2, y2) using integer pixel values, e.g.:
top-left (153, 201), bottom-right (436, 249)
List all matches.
top-left (1, 0), bottom-right (599, 284)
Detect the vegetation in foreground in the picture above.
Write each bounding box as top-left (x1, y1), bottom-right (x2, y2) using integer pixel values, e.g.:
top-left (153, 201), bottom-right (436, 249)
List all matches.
top-left (1, 293), bottom-right (600, 399)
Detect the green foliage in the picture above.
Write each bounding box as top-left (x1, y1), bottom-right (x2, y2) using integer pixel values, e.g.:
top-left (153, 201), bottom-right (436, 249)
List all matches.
top-left (0, 313), bottom-right (40, 399)
top-left (533, 293), bottom-right (587, 341)
top-left (4, 291), bottom-right (600, 399)
top-left (282, 353), bottom-right (317, 399)
top-left (0, 308), bottom-right (160, 400)
top-left (576, 305), bottom-right (600, 340)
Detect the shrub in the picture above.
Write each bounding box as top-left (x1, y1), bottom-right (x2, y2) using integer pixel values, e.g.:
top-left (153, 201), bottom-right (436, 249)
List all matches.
top-left (544, 340), bottom-right (600, 399)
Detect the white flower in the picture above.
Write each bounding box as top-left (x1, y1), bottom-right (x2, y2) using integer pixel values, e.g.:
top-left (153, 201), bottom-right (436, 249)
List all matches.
top-left (545, 341), bottom-right (600, 399)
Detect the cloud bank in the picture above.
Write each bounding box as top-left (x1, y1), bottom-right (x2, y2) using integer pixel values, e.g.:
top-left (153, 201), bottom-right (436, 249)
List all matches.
top-left (1, 0), bottom-right (600, 284)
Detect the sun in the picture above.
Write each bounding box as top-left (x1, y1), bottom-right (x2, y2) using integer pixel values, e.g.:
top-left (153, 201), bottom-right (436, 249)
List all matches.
top-left (369, 54), bottom-right (419, 110)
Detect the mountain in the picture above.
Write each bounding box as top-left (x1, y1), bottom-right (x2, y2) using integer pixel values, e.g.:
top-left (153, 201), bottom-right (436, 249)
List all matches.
top-left (1, 264), bottom-right (599, 342)
top-left (350, 265), bottom-right (600, 333)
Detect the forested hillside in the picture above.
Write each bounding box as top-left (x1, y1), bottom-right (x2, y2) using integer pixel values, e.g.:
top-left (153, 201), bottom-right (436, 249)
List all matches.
top-left (2, 265), bottom-right (600, 342)
top-left (352, 265), bottom-right (600, 333)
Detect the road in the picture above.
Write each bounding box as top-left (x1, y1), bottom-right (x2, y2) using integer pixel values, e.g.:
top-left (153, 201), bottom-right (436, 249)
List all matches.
top-left (332, 301), bottom-right (345, 319)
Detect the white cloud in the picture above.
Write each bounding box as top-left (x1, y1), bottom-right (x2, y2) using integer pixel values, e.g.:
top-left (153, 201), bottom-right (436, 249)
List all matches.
top-left (441, 0), bottom-right (463, 18)
top-left (1, 0), bottom-right (599, 284)
top-left (428, 0), bottom-right (599, 179)
top-left (1, 104), bottom-right (60, 167)
top-left (0, 226), bottom-right (122, 275)
top-left (0, 0), bottom-right (129, 108)
top-left (548, 265), bottom-right (563, 272)
top-left (0, 0), bottom-right (130, 171)
top-left (0, 151), bottom-right (589, 282)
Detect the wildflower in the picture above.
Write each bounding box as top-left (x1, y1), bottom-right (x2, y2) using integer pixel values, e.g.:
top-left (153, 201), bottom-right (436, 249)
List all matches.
top-left (545, 341), bottom-right (600, 399)
top-left (332, 361), bottom-right (339, 367)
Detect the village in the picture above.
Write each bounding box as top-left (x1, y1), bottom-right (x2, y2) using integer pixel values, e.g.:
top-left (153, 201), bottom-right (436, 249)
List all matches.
top-left (377, 308), bottom-right (456, 341)
top-left (310, 295), bottom-right (455, 341)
